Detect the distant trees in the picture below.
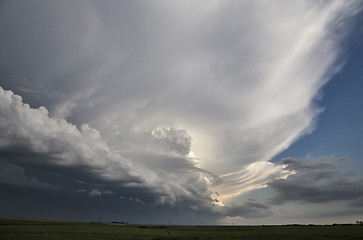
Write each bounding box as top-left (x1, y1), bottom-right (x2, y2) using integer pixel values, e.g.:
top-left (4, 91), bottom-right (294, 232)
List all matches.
top-left (331, 221), bottom-right (363, 226)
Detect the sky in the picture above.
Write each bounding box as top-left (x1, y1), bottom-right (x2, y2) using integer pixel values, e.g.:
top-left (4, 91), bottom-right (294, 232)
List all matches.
top-left (0, 0), bottom-right (362, 225)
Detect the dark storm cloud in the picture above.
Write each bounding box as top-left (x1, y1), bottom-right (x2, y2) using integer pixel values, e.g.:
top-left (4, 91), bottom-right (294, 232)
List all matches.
top-left (0, 87), bottom-right (275, 221)
top-left (0, 183), bottom-right (220, 224)
top-left (268, 156), bottom-right (363, 204)
top-left (0, 161), bottom-right (55, 189)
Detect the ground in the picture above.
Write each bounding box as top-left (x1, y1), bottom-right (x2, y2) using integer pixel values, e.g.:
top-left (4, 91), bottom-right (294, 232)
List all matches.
top-left (1, 219), bottom-right (362, 240)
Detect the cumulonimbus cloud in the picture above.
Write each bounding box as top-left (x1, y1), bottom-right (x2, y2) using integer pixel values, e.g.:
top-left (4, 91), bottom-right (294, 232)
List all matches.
top-left (0, 0), bottom-right (361, 217)
top-left (0, 87), bottom-right (212, 208)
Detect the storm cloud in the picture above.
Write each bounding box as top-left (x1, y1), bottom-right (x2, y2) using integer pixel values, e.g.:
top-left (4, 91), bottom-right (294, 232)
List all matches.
top-left (0, 0), bottom-right (361, 223)
top-left (268, 156), bottom-right (363, 204)
top-left (0, 87), bottom-right (213, 209)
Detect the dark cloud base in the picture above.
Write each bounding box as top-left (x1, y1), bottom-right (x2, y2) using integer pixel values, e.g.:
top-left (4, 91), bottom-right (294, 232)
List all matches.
top-left (268, 157), bottom-right (363, 205)
top-left (0, 184), bottom-right (217, 225)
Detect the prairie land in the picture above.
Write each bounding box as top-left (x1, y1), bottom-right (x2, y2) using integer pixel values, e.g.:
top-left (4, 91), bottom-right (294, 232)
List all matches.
top-left (1, 218), bottom-right (362, 240)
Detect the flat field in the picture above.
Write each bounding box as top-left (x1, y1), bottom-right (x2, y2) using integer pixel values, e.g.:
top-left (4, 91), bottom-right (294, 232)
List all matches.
top-left (1, 219), bottom-right (362, 240)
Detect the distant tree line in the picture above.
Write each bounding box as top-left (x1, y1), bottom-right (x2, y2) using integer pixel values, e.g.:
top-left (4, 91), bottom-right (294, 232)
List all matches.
top-left (331, 220), bottom-right (363, 226)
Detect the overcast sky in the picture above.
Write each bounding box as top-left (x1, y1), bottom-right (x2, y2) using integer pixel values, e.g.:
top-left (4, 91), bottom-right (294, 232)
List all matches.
top-left (0, 0), bottom-right (362, 225)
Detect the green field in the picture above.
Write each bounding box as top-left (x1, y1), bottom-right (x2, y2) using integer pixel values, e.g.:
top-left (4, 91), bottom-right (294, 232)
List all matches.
top-left (1, 219), bottom-right (362, 240)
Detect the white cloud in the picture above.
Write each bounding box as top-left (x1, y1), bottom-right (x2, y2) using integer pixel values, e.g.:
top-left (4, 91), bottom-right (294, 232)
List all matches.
top-left (0, 87), bottom-right (140, 182)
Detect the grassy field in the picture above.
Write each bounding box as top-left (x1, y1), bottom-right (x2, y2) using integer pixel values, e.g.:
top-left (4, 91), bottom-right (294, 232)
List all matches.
top-left (1, 218), bottom-right (363, 240)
